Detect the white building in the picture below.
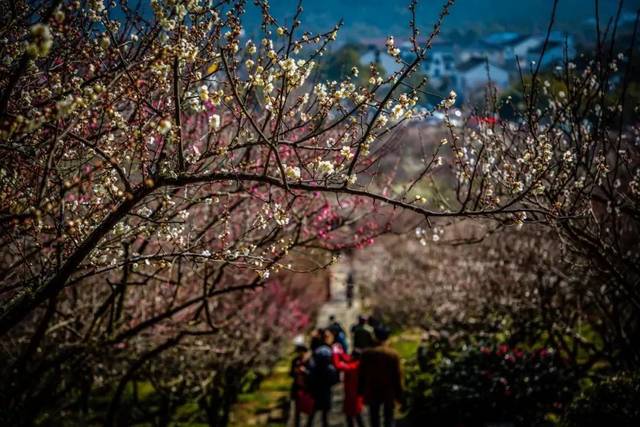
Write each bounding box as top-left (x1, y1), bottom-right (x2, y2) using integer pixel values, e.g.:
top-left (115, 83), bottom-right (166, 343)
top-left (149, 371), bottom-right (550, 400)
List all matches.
top-left (455, 57), bottom-right (510, 96)
top-left (522, 32), bottom-right (576, 69)
top-left (465, 32), bottom-right (542, 67)
top-left (422, 42), bottom-right (456, 83)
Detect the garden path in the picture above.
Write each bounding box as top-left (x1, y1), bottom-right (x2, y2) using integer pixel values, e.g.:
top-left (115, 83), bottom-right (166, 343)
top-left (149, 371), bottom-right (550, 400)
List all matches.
top-left (292, 260), bottom-right (364, 427)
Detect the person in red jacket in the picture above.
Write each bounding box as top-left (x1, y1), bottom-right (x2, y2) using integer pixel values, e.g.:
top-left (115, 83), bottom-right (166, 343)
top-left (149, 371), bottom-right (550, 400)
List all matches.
top-left (332, 344), bottom-right (365, 427)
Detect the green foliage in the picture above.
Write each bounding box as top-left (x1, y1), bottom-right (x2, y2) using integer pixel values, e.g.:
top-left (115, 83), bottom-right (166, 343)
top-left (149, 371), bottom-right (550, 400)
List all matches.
top-left (499, 53), bottom-right (640, 125)
top-left (562, 372), bottom-right (640, 427)
top-left (316, 44), bottom-right (372, 85)
top-left (390, 332), bottom-right (422, 362)
top-left (498, 73), bottom-right (568, 121)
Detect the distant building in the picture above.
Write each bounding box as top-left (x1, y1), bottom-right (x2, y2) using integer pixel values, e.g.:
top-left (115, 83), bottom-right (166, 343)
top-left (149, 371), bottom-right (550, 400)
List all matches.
top-left (522, 32), bottom-right (576, 69)
top-left (486, 32), bottom-right (540, 57)
top-left (360, 37), bottom-right (457, 78)
top-left (455, 57), bottom-right (510, 96)
top-left (421, 41), bottom-right (456, 84)
top-left (465, 32), bottom-right (542, 67)
top-left (462, 31), bottom-right (576, 71)
top-left (355, 30), bottom-right (575, 99)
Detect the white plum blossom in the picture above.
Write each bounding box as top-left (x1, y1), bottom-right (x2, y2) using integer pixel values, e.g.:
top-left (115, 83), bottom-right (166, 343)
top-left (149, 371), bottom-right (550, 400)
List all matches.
top-left (340, 146), bottom-right (353, 159)
top-left (391, 104), bottom-right (404, 120)
top-left (376, 114), bottom-right (389, 128)
top-left (27, 24), bottom-right (53, 57)
top-left (158, 119), bottom-right (172, 135)
top-left (285, 165), bottom-right (301, 180)
top-left (441, 90), bottom-right (457, 109)
top-left (317, 160), bottom-right (335, 176)
top-left (246, 39), bottom-right (257, 54)
top-left (563, 150), bottom-right (575, 163)
top-left (209, 114), bottom-right (221, 130)
top-left (385, 36), bottom-right (400, 57)
top-left (99, 35), bottom-right (110, 49)
top-left (198, 85), bottom-right (209, 101)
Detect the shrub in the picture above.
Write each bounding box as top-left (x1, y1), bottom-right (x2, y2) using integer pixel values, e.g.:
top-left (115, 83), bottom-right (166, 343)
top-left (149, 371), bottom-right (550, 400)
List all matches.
top-left (562, 373), bottom-right (640, 427)
top-left (407, 344), bottom-right (577, 426)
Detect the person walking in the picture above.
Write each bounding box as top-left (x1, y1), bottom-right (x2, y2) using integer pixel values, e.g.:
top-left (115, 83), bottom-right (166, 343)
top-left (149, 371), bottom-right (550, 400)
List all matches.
top-left (351, 315), bottom-right (374, 351)
top-left (332, 345), bottom-right (365, 427)
top-left (289, 336), bottom-right (311, 427)
top-left (327, 315), bottom-right (349, 353)
top-left (346, 271), bottom-right (355, 308)
top-left (305, 330), bottom-right (339, 427)
top-left (358, 327), bottom-right (403, 427)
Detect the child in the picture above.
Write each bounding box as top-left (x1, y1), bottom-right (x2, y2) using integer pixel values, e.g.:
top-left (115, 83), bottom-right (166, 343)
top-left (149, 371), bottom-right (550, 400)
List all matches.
top-left (289, 335), bottom-right (310, 427)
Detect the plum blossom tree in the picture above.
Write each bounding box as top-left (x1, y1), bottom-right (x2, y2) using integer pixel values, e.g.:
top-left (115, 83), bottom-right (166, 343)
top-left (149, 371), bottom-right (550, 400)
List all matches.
top-left (361, 0), bottom-right (640, 369)
top-left (0, 0), bottom-right (466, 339)
top-left (438, 3), bottom-right (640, 365)
top-left (1, 0), bottom-right (638, 423)
top-left (0, 0), bottom-right (465, 422)
top-left (359, 226), bottom-right (605, 369)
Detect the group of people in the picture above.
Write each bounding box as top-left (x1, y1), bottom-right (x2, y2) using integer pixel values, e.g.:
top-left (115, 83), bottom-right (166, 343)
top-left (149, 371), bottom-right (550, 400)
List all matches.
top-left (290, 315), bottom-right (403, 427)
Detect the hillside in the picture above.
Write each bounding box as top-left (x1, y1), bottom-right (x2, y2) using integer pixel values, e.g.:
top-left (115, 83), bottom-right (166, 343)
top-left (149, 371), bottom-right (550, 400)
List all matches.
top-left (242, 0), bottom-right (639, 38)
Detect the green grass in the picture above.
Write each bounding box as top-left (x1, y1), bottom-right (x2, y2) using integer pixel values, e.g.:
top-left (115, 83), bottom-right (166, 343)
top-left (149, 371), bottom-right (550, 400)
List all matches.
top-left (389, 329), bottom-right (422, 362)
top-left (229, 358), bottom-right (292, 426)
top-left (386, 329), bottom-right (424, 424)
top-left (126, 380), bottom-right (156, 402)
top-left (172, 401), bottom-right (201, 422)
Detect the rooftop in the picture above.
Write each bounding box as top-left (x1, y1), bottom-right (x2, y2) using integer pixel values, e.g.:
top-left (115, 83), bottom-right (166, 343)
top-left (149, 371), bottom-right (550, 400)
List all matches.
top-left (456, 56), bottom-right (489, 72)
top-left (482, 32), bottom-right (532, 47)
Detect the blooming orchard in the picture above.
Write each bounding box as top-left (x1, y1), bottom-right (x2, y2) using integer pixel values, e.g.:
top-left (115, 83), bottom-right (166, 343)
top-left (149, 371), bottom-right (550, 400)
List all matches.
top-left (0, 0), bottom-right (638, 423)
top-left (0, 0), bottom-right (458, 422)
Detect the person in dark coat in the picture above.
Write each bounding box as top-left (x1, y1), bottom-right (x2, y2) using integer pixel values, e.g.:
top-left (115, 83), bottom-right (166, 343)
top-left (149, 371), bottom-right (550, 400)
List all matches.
top-left (309, 329), bottom-right (324, 351)
top-left (367, 315), bottom-right (381, 331)
top-left (346, 271), bottom-right (355, 308)
top-left (358, 327), bottom-right (403, 427)
top-left (351, 315), bottom-right (375, 351)
top-left (327, 315), bottom-right (349, 353)
top-left (305, 336), bottom-right (339, 427)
